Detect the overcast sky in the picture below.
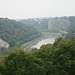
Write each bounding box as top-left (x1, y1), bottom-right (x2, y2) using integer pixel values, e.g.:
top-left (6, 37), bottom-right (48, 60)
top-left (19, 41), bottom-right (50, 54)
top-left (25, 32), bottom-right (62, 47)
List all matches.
top-left (0, 0), bottom-right (75, 19)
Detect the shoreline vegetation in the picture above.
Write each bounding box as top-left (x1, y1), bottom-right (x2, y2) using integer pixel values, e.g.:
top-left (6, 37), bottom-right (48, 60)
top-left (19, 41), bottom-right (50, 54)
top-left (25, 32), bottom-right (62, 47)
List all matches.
top-left (21, 32), bottom-right (61, 51)
top-left (0, 16), bottom-right (75, 75)
top-left (0, 35), bottom-right (75, 75)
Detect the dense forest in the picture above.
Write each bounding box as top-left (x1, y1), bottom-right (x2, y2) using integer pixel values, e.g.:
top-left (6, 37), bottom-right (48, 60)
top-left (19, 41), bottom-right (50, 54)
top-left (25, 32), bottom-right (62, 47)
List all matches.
top-left (19, 18), bottom-right (49, 31)
top-left (0, 18), bottom-right (42, 48)
top-left (0, 35), bottom-right (75, 75)
top-left (19, 16), bottom-right (75, 33)
top-left (0, 16), bottom-right (75, 75)
top-left (65, 16), bottom-right (75, 38)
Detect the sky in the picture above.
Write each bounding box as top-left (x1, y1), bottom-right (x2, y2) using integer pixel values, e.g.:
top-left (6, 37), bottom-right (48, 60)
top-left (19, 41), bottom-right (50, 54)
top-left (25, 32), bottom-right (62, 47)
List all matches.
top-left (0, 0), bottom-right (75, 19)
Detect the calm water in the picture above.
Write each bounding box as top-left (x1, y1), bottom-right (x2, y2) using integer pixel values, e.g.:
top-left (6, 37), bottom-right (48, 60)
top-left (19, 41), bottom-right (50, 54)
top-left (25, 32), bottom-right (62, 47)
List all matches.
top-left (31, 32), bottom-right (61, 49)
top-left (32, 37), bottom-right (55, 49)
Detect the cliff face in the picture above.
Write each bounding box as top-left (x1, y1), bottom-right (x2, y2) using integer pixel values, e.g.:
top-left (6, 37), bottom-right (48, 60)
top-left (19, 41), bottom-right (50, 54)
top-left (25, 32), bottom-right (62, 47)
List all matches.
top-left (48, 18), bottom-right (70, 32)
top-left (19, 17), bottom-right (72, 32)
top-left (0, 38), bottom-right (9, 48)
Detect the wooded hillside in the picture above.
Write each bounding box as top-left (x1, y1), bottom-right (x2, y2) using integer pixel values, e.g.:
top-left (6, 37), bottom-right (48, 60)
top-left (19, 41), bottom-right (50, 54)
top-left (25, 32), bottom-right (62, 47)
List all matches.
top-left (0, 18), bottom-right (42, 48)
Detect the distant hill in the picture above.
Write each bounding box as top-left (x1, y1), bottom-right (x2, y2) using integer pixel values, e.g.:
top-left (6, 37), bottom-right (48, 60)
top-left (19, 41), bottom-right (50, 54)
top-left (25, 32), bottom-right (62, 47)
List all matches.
top-left (48, 17), bottom-right (70, 32)
top-left (19, 17), bottom-right (75, 37)
top-left (19, 17), bottom-right (71, 32)
top-left (65, 16), bottom-right (75, 38)
top-left (0, 18), bottom-right (42, 48)
top-left (19, 18), bottom-right (49, 31)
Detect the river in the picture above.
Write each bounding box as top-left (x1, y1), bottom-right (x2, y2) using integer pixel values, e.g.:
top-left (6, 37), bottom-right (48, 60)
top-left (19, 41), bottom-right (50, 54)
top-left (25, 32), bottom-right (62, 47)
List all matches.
top-left (31, 32), bottom-right (61, 49)
top-left (32, 38), bottom-right (55, 49)
top-left (23, 32), bottom-right (61, 50)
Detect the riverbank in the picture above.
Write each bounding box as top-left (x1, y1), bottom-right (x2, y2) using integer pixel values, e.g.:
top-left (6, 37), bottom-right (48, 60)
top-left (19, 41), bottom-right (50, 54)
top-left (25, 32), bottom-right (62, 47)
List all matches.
top-left (21, 32), bottom-right (61, 50)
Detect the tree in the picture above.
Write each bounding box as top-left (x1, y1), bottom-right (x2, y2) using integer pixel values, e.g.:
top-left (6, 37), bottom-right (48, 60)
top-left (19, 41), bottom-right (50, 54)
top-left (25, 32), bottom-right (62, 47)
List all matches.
top-left (4, 50), bottom-right (45, 75)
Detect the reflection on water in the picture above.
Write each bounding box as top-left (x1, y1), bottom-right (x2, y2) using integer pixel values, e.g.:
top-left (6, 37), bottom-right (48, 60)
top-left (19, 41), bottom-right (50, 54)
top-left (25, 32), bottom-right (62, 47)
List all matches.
top-left (32, 38), bottom-right (55, 49)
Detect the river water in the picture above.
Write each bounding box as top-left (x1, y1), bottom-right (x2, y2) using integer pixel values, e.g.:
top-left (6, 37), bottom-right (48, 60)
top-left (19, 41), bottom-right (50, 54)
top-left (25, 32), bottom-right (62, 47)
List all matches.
top-left (31, 32), bottom-right (61, 49)
top-left (32, 38), bottom-right (55, 49)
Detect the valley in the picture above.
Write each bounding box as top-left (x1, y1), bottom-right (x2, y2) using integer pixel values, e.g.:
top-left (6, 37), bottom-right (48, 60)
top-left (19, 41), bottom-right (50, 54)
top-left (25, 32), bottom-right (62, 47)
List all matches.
top-left (22, 32), bottom-right (61, 50)
top-left (0, 0), bottom-right (75, 74)
top-left (0, 16), bottom-right (75, 75)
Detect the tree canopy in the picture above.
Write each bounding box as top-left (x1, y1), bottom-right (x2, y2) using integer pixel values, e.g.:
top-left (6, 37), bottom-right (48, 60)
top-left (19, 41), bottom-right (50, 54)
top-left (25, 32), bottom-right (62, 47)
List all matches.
top-left (0, 18), bottom-right (42, 48)
top-left (0, 36), bottom-right (75, 75)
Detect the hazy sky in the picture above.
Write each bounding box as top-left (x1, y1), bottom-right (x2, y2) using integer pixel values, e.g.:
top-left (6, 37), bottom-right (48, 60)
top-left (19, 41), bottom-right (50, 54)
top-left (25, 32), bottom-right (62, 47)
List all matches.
top-left (0, 0), bottom-right (75, 19)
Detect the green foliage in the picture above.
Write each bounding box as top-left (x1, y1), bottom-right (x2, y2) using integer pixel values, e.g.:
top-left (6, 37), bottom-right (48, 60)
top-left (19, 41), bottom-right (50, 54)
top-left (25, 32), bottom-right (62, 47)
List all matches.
top-left (51, 37), bottom-right (75, 75)
top-left (53, 37), bottom-right (64, 47)
top-left (0, 36), bottom-right (75, 75)
top-left (65, 16), bottom-right (75, 38)
top-left (4, 50), bottom-right (45, 75)
top-left (20, 17), bottom-right (70, 33)
top-left (0, 55), bottom-right (5, 75)
top-left (0, 64), bottom-right (4, 75)
top-left (0, 18), bottom-right (42, 48)
top-left (20, 18), bottom-right (49, 31)
top-left (0, 47), bottom-right (10, 55)
top-left (33, 36), bottom-right (75, 75)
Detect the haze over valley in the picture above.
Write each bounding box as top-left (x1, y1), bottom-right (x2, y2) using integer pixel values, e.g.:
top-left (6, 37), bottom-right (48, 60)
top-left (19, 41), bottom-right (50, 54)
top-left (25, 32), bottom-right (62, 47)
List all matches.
top-left (0, 0), bottom-right (75, 75)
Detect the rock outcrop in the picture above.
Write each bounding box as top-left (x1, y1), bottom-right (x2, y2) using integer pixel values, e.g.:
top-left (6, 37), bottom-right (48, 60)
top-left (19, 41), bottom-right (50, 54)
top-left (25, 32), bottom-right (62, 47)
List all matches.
top-left (48, 18), bottom-right (70, 32)
top-left (0, 38), bottom-right (9, 48)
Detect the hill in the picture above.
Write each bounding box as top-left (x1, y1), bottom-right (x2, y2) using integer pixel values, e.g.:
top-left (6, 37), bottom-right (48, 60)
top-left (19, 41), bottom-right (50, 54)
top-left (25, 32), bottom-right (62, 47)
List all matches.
top-left (19, 18), bottom-right (49, 31)
top-left (65, 16), bottom-right (75, 38)
top-left (19, 17), bottom-right (70, 32)
top-left (19, 17), bottom-right (75, 37)
top-left (0, 18), bottom-right (42, 48)
top-left (0, 36), bottom-right (75, 75)
top-left (48, 17), bottom-right (70, 32)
